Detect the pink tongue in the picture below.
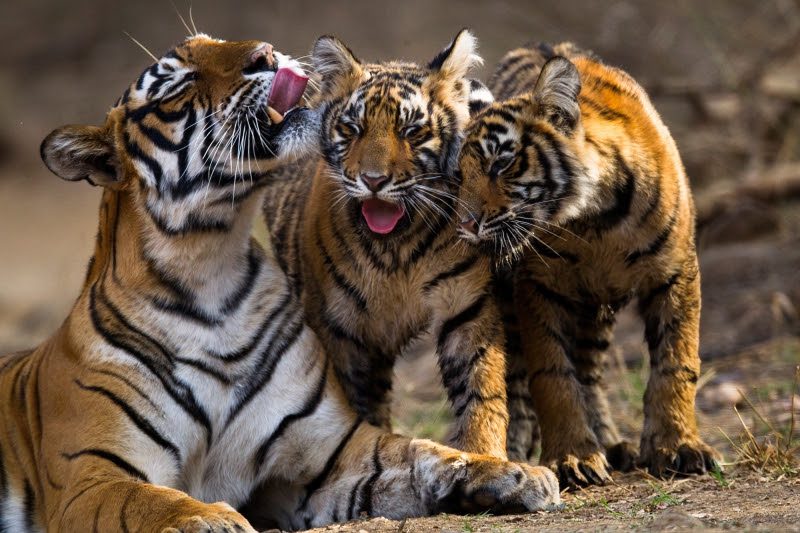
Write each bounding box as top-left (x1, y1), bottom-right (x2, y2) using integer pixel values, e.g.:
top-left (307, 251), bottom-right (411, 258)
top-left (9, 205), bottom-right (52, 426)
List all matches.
top-left (267, 67), bottom-right (309, 114)
top-left (361, 199), bottom-right (405, 234)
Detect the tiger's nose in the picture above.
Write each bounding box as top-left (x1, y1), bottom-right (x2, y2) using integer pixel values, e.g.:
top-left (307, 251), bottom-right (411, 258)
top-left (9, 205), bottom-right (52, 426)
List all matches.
top-left (361, 173), bottom-right (390, 193)
top-left (459, 216), bottom-right (479, 235)
top-left (246, 43), bottom-right (276, 72)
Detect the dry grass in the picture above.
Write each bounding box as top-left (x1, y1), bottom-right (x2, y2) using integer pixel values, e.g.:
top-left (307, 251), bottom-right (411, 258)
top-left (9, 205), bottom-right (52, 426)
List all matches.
top-left (719, 366), bottom-right (800, 478)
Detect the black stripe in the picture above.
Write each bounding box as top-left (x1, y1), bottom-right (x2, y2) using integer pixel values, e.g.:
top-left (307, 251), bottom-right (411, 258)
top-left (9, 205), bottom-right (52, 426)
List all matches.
top-left (574, 337), bottom-right (610, 352)
top-left (298, 418), bottom-right (362, 510)
top-left (89, 368), bottom-right (160, 412)
top-left (74, 380), bottom-right (181, 464)
top-left (89, 284), bottom-right (212, 442)
top-left (357, 436), bottom-right (384, 518)
top-left (625, 205), bottom-right (678, 265)
top-left (580, 95), bottom-right (629, 122)
top-left (530, 280), bottom-right (576, 312)
top-left (321, 311), bottom-right (368, 351)
top-left (119, 489), bottom-right (134, 533)
top-left (436, 294), bottom-right (488, 351)
top-left (149, 245), bottom-right (262, 326)
top-left (59, 478), bottom-right (107, 525)
top-left (253, 359), bottom-right (329, 469)
top-left (453, 391), bottom-right (506, 418)
top-left (173, 357), bottom-right (232, 384)
top-left (639, 273), bottom-right (680, 311)
top-left (317, 233), bottom-right (368, 311)
top-left (529, 365), bottom-right (576, 382)
top-left (590, 151), bottom-right (636, 233)
top-left (226, 310), bottom-right (305, 423)
top-left (208, 289), bottom-right (293, 362)
top-left (347, 478), bottom-right (365, 520)
top-left (92, 499), bottom-right (103, 533)
top-left (23, 479), bottom-right (35, 531)
top-left (62, 449), bottom-right (149, 482)
top-left (424, 255), bottom-right (478, 291)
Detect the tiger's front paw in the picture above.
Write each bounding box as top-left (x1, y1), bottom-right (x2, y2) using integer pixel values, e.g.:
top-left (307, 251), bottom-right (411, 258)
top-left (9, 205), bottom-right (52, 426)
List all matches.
top-left (548, 451), bottom-right (612, 489)
top-left (639, 437), bottom-right (720, 478)
top-left (453, 460), bottom-right (561, 515)
top-left (160, 502), bottom-right (256, 533)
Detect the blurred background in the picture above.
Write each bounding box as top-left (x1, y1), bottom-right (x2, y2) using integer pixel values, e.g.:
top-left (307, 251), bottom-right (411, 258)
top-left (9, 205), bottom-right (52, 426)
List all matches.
top-left (0, 0), bottom-right (798, 457)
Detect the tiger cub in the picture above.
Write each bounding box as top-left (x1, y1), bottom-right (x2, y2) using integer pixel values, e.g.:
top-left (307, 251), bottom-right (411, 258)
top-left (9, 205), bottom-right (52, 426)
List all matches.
top-left (264, 30), bottom-right (510, 459)
top-left (0, 35), bottom-right (559, 532)
top-left (455, 43), bottom-right (720, 487)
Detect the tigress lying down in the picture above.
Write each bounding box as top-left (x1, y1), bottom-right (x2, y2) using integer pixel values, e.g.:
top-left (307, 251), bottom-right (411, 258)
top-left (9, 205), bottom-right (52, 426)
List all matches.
top-left (0, 35), bottom-right (559, 532)
top-left (456, 43), bottom-right (720, 487)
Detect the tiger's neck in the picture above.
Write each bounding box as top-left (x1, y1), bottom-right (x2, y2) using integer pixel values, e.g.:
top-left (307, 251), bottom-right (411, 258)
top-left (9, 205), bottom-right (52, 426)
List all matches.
top-left (83, 187), bottom-right (266, 320)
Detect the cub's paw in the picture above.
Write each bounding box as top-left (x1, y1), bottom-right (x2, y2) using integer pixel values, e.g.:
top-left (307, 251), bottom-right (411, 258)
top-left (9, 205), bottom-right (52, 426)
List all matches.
top-left (549, 451), bottom-right (612, 489)
top-left (606, 441), bottom-right (639, 472)
top-left (639, 439), bottom-right (720, 478)
top-left (453, 460), bottom-right (561, 515)
top-left (160, 502), bottom-right (256, 533)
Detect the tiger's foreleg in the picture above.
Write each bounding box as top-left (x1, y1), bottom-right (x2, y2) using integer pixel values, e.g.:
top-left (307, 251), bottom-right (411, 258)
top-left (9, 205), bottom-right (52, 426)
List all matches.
top-left (435, 293), bottom-right (509, 459)
top-left (495, 275), bottom-right (540, 462)
top-left (637, 254), bottom-right (719, 477)
top-left (514, 276), bottom-right (612, 488)
top-left (53, 474), bottom-right (254, 533)
top-left (293, 423), bottom-right (560, 529)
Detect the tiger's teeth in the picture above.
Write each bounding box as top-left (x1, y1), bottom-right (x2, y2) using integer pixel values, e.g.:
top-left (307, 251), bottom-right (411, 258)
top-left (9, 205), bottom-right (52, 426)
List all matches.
top-left (267, 106), bottom-right (284, 124)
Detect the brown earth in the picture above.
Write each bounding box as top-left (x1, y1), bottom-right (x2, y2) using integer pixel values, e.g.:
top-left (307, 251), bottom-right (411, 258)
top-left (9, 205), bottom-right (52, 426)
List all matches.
top-left (1, 0), bottom-right (799, 531)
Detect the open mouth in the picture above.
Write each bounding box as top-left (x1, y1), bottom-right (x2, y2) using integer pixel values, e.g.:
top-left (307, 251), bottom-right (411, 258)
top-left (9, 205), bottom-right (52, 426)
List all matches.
top-left (266, 66), bottom-right (308, 123)
top-left (361, 198), bottom-right (405, 234)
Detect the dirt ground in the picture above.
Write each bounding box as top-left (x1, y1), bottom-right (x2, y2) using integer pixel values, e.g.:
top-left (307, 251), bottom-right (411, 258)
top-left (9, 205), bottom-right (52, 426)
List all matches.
top-left (301, 471), bottom-right (800, 532)
top-left (1, 1), bottom-right (799, 531)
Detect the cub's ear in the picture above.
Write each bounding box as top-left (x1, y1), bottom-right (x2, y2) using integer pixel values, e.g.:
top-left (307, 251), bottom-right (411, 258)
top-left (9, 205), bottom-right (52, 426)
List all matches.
top-left (429, 29), bottom-right (483, 79)
top-left (312, 35), bottom-right (363, 97)
top-left (40, 124), bottom-right (120, 187)
top-left (467, 78), bottom-right (494, 116)
top-left (530, 56), bottom-right (581, 134)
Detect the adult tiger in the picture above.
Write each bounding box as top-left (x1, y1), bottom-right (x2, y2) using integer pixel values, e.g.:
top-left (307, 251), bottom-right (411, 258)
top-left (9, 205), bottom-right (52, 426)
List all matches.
top-left (0, 35), bottom-right (559, 532)
top-left (455, 43), bottom-right (720, 487)
top-left (263, 30), bottom-right (508, 460)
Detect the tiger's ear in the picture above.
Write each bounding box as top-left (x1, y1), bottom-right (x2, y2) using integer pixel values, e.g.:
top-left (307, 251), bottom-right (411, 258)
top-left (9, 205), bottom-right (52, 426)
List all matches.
top-left (428, 29), bottom-right (483, 79)
top-left (530, 56), bottom-right (581, 134)
top-left (312, 35), bottom-right (363, 97)
top-left (40, 124), bottom-right (120, 187)
top-left (467, 78), bottom-right (494, 116)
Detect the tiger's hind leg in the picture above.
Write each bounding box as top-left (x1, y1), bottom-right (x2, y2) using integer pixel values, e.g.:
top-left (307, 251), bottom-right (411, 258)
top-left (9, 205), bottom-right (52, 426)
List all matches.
top-left (637, 256), bottom-right (719, 477)
top-left (514, 277), bottom-right (611, 488)
top-left (572, 307), bottom-right (638, 472)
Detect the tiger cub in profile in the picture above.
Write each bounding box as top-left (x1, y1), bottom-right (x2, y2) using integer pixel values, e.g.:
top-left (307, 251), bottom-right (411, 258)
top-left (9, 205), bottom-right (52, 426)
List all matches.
top-left (455, 43), bottom-right (720, 487)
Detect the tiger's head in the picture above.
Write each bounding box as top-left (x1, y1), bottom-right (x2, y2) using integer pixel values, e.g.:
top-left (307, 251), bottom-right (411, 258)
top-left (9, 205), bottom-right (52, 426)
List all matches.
top-left (40, 34), bottom-right (317, 235)
top-left (456, 56), bottom-right (597, 264)
top-left (312, 29), bottom-right (491, 237)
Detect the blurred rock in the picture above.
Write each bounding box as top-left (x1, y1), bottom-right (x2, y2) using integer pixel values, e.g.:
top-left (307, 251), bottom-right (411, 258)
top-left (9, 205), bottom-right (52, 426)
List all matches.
top-left (761, 53), bottom-right (800, 100)
top-left (701, 380), bottom-right (745, 411)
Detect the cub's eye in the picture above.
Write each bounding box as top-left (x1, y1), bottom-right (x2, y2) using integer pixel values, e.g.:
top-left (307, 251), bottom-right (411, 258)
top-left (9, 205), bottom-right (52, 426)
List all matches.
top-left (339, 120), bottom-right (362, 137)
top-left (400, 124), bottom-right (422, 139)
top-left (489, 155), bottom-right (515, 177)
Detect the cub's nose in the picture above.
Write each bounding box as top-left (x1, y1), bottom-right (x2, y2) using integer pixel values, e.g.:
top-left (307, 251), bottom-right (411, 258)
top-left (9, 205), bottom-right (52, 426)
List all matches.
top-left (244, 43), bottom-right (276, 73)
top-left (459, 216), bottom-right (479, 235)
top-left (361, 173), bottom-right (390, 193)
